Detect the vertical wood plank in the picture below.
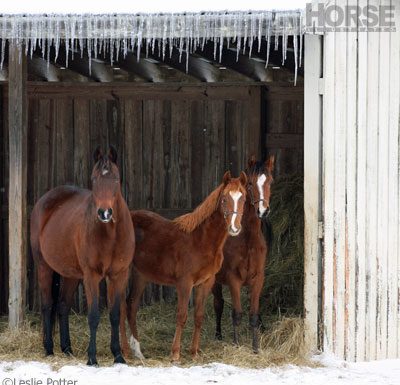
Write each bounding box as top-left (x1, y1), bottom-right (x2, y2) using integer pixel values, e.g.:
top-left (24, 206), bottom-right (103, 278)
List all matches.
top-left (387, 1), bottom-right (400, 359)
top-left (333, 8), bottom-right (347, 357)
top-left (345, 7), bottom-right (357, 360)
top-left (170, 100), bottom-right (191, 208)
top-left (124, 99), bottom-right (143, 209)
top-left (365, 1), bottom-right (380, 359)
top-left (8, 44), bottom-right (28, 328)
top-left (355, 7), bottom-right (368, 361)
top-left (376, 23), bottom-right (390, 360)
top-left (322, 21), bottom-right (336, 355)
top-left (190, 100), bottom-right (206, 207)
top-left (205, 100), bottom-right (226, 192)
top-left (142, 100), bottom-right (156, 210)
top-left (304, 33), bottom-right (322, 354)
top-left (247, 86), bottom-right (261, 159)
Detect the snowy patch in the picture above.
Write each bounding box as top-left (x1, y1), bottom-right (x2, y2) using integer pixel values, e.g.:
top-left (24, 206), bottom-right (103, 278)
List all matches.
top-left (1, 356), bottom-right (399, 385)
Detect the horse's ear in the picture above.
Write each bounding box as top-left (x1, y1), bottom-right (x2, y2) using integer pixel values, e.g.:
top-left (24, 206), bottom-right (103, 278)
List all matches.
top-left (239, 171), bottom-right (247, 187)
top-left (108, 145), bottom-right (118, 163)
top-left (93, 146), bottom-right (103, 163)
top-left (265, 155), bottom-right (275, 173)
top-left (222, 171), bottom-right (231, 185)
top-left (248, 155), bottom-right (256, 169)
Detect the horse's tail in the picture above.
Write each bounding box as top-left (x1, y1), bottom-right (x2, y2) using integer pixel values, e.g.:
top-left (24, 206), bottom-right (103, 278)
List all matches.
top-left (51, 272), bottom-right (60, 330)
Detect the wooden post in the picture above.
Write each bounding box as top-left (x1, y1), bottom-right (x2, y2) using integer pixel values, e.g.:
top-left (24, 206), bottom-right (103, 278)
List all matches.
top-left (303, 33), bottom-right (323, 354)
top-left (8, 43), bottom-right (28, 328)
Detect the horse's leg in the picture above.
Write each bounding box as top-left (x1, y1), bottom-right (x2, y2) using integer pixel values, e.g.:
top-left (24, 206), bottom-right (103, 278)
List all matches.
top-left (212, 282), bottom-right (224, 340)
top-left (191, 276), bottom-right (215, 358)
top-left (249, 274), bottom-right (264, 353)
top-left (124, 269), bottom-right (147, 359)
top-left (119, 291), bottom-right (130, 359)
top-left (228, 276), bottom-right (243, 345)
top-left (107, 270), bottom-right (130, 364)
top-left (36, 259), bottom-right (55, 356)
top-left (171, 280), bottom-right (192, 362)
top-left (58, 277), bottom-right (79, 355)
top-left (83, 271), bottom-right (102, 366)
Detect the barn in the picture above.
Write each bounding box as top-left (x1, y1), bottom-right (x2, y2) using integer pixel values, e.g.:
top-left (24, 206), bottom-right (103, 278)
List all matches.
top-left (0, 0), bottom-right (399, 363)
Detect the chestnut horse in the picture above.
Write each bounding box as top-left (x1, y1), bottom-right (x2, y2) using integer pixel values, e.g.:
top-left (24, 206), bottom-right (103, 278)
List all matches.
top-left (212, 156), bottom-right (274, 353)
top-left (30, 146), bottom-right (135, 366)
top-left (120, 171), bottom-right (247, 362)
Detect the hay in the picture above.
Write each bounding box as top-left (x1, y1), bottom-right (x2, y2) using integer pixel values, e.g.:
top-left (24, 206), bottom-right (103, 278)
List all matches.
top-left (263, 174), bottom-right (304, 315)
top-left (0, 300), bottom-right (314, 369)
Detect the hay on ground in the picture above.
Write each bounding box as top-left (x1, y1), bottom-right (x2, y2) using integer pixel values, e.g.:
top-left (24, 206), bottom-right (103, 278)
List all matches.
top-left (0, 300), bottom-right (313, 369)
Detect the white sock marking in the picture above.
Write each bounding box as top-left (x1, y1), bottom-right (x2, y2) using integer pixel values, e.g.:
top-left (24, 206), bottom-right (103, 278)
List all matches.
top-left (129, 335), bottom-right (145, 360)
top-left (257, 174), bottom-right (267, 216)
top-left (229, 190), bottom-right (242, 232)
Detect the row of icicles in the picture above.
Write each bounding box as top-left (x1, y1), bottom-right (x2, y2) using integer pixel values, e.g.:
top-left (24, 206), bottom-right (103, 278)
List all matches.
top-left (0, 12), bottom-right (304, 83)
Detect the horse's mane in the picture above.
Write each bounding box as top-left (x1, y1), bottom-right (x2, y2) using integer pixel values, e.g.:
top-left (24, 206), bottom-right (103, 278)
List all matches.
top-left (173, 183), bottom-right (224, 233)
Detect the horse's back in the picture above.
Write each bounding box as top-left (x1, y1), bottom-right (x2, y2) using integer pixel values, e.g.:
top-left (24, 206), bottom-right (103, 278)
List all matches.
top-left (130, 209), bottom-right (189, 285)
top-left (30, 185), bottom-right (89, 255)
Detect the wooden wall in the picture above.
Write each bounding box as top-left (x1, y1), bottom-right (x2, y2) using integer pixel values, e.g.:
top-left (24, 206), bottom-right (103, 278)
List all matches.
top-left (264, 83), bottom-right (304, 175)
top-left (0, 83), bottom-right (263, 313)
top-left (304, 0), bottom-right (400, 362)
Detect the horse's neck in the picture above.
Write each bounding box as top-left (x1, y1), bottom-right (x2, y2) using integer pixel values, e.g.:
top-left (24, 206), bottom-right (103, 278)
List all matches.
top-left (196, 209), bottom-right (228, 252)
top-left (242, 193), bottom-right (262, 233)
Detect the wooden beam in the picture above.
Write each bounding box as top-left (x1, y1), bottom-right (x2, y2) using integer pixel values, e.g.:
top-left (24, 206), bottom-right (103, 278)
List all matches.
top-left (196, 42), bottom-right (272, 82)
top-left (119, 52), bottom-right (198, 83)
top-left (8, 43), bottom-right (27, 328)
top-left (158, 45), bottom-right (253, 83)
top-left (28, 55), bottom-right (91, 82)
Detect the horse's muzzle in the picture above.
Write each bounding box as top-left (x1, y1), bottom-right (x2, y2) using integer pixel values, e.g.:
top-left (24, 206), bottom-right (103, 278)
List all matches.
top-left (228, 225), bottom-right (241, 237)
top-left (258, 206), bottom-right (270, 219)
top-left (97, 208), bottom-right (113, 223)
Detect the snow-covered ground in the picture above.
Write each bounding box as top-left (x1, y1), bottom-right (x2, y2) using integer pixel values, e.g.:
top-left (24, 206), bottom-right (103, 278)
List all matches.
top-left (0, 354), bottom-right (399, 385)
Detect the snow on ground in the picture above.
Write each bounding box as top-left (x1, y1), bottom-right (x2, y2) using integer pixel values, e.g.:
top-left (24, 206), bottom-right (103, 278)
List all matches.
top-left (0, 354), bottom-right (399, 385)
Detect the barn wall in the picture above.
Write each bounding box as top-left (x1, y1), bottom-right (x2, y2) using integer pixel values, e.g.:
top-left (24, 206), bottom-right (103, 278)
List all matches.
top-left (318, 1), bottom-right (400, 361)
top-left (264, 84), bottom-right (304, 175)
top-left (0, 83), bottom-right (263, 313)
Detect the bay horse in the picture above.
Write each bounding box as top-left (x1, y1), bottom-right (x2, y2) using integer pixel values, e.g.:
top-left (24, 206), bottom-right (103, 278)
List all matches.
top-left (212, 156), bottom-right (274, 353)
top-left (30, 146), bottom-right (135, 366)
top-left (120, 171), bottom-right (247, 362)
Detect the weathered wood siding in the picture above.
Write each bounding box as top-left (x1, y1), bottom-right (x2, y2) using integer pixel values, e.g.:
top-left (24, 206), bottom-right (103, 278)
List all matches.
top-left (305, 0), bottom-right (400, 361)
top-left (0, 83), bottom-right (263, 313)
top-left (264, 84), bottom-right (304, 175)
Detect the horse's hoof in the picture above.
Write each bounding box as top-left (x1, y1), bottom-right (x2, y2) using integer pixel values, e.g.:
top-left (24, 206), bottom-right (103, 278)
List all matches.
top-left (114, 354), bottom-right (126, 364)
top-left (45, 351), bottom-right (54, 356)
top-left (87, 358), bottom-right (99, 366)
top-left (215, 333), bottom-right (223, 341)
top-left (62, 347), bottom-right (74, 356)
top-left (171, 353), bottom-right (181, 364)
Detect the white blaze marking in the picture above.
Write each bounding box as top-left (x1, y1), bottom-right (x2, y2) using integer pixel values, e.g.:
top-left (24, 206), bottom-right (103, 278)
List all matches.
top-left (257, 174), bottom-right (267, 216)
top-left (129, 335), bottom-right (145, 360)
top-left (102, 169), bottom-right (108, 175)
top-left (229, 190), bottom-right (242, 232)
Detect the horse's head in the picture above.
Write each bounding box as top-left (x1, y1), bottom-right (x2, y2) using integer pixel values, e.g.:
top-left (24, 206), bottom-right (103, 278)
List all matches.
top-left (91, 146), bottom-right (120, 224)
top-left (246, 155), bottom-right (275, 219)
top-left (219, 171), bottom-right (247, 236)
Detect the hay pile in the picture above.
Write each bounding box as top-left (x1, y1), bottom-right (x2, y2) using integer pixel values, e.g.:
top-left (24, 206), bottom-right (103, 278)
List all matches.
top-left (0, 299), bottom-right (312, 369)
top-left (263, 174), bottom-right (304, 315)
